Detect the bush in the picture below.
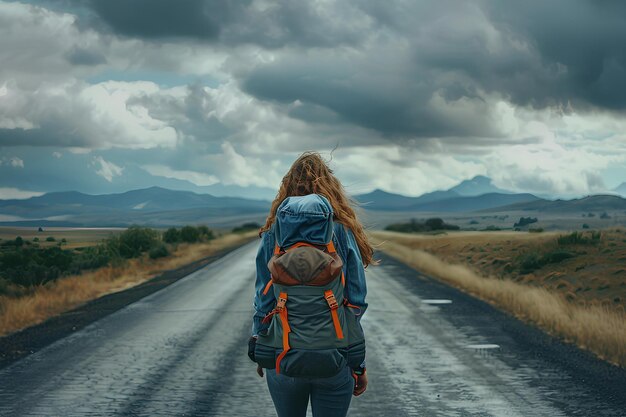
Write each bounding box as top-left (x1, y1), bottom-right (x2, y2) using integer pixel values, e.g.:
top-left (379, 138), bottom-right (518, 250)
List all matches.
top-left (582, 223), bottom-right (590, 229)
top-left (0, 225), bottom-right (168, 290)
top-left (149, 243), bottom-right (170, 259)
top-left (518, 250), bottom-right (576, 274)
top-left (15, 236), bottom-right (24, 247)
top-left (46, 236), bottom-right (56, 242)
top-left (514, 217), bottom-right (538, 228)
top-left (529, 228), bottom-right (544, 233)
top-left (69, 244), bottom-right (115, 273)
top-left (163, 227), bottom-right (180, 243)
top-left (196, 225), bottom-right (215, 240)
top-left (0, 246), bottom-right (74, 286)
top-left (385, 218), bottom-right (460, 233)
top-left (180, 225), bottom-right (200, 243)
top-left (116, 225), bottom-right (160, 258)
top-left (557, 231), bottom-right (601, 246)
top-left (33, 237), bottom-right (39, 242)
top-left (482, 225), bottom-right (501, 231)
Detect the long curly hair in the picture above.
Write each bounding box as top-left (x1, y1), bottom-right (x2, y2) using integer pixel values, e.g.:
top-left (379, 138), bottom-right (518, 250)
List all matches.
top-left (260, 151), bottom-right (375, 267)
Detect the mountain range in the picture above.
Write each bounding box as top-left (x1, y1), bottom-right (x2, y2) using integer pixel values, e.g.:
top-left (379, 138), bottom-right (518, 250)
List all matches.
top-left (1, 176), bottom-right (625, 228)
top-left (353, 175), bottom-right (538, 212)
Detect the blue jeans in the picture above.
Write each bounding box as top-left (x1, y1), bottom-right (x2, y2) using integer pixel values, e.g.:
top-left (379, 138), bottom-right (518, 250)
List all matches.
top-left (266, 365), bottom-right (355, 417)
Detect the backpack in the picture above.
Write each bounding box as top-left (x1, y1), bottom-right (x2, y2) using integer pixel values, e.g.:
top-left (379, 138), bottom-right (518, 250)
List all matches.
top-left (253, 194), bottom-right (366, 378)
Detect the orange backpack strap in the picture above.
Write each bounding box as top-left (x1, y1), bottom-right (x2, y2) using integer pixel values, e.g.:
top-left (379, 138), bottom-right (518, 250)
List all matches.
top-left (324, 290), bottom-right (344, 340)
top-left (325, 240), bottom-right (345, 286)
top-left (262, 279), bottom-right (273, 295)
top-left (343, 298), bottom-right (362, 315)
top-left (274, 292), bottom-right (291, 374)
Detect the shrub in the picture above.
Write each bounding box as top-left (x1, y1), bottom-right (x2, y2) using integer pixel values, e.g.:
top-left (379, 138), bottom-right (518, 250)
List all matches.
top-left (518, 250), bottom-right (576, 273)
top-left (529, 228), bottom-right (544, 233)
top-left (149, 243), bottom-right (170, 259)
top-left (180, 225), bottom-right (200, 243)
top-left (196, 225), bottom-right (215, 240)
top-left (33, 237), bottom-right (39, 242)
top-left (385, 218), bottom-right (460, 233)
top-left (513, 217), bottom-right (538, 227)
top-left (557, 231), bottom-right (601, 246)
top-left (482, 225), bottom-right (501, 231)
top-left (116, 225), bottom-right (160, 258)
top-left (15, 236), bottom-right (24, 247)
top-left (163, 227), bottom-right (181, 243)
top-left (582, 223), bottom-right (590, 229)
top-left (46, 236), bottom-right (56, 242)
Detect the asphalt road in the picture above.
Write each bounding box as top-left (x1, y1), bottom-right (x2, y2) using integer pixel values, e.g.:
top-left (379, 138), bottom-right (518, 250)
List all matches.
top-left (0, 241), bottom-right (624, 416)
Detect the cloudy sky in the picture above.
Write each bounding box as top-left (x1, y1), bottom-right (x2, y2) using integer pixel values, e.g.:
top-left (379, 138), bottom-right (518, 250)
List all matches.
top-left (1, 0), bottom-right (626, 201)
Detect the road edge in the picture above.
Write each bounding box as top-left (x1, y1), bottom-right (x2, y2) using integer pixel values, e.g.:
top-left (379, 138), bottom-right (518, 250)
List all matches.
top-left (375, 250), bottom-right (626, 409)
top-left (0, 237), bottom-right (257, 370)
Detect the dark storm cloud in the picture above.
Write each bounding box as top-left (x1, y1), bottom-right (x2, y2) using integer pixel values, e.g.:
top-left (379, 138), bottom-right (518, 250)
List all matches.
top-left (65, 48), bottom-right (107, 66)
top-left (87, 0), bottom-right (226, 40)
top-left (482, 0), bottom-right (626, 110)
top-left (234, 0), bottom-right (626, 139)
top-left (78, 0), bottom-right (368, 48)
top-left (8, 0), bottom-right (626, 146)
top-left (0, 128), bottom-right (86, 148)
top-left (61, 0), bottom-right (626, 115)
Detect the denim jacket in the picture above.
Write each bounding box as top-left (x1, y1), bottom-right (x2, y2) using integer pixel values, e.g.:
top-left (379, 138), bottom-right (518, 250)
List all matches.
top-left (251, 195), bottom-right (368, 338)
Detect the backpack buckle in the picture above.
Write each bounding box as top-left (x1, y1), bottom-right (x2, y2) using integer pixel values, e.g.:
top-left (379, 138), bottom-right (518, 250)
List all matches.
top-left (276, 293), bottom-right (288, 312)
top-left (324, 290), bottom-right (339, 310)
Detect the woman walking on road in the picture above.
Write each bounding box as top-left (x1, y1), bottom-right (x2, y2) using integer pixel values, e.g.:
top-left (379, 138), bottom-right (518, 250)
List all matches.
top-left (248, 151), bottom-right (374, 417)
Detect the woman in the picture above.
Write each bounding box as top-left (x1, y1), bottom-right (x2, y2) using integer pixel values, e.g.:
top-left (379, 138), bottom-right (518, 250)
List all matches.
top-left (250, 151), bottom-right (374, 417)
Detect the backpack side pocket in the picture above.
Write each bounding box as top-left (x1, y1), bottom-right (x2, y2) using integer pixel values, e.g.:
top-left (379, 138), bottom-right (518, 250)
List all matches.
top-left (280, 348), bottom-right (347, 378)
top-left (254, 343), bottom-right (277, 369)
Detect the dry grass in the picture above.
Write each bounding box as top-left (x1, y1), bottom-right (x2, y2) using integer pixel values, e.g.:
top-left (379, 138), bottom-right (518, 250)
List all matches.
top-left (370, 231), bottom-right (626, 368)
top-left (0, 231), bottom-right (256, 337)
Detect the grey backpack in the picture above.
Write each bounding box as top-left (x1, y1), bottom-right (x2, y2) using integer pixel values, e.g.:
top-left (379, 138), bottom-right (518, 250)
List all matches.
top-left (254, 195), bottom-right (366, 378)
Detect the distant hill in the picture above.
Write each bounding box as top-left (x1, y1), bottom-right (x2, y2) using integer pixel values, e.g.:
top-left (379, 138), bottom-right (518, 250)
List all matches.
top-left (613, 182), bottom-right (626, 197)
top-left (449, 175), bottom-right (513, 196)
top-left (411, 192), bottom-right (542, 212)
top-left (355, 175), bottom-right (526, 211)
top-left (0, 187), bottom-right (270, 228)
top-left (480, 194), bottom-right (626, 213)
top-left (355, 188), bottom-right (540, 212)
top-left (354, 189), bottom-right (460, 210)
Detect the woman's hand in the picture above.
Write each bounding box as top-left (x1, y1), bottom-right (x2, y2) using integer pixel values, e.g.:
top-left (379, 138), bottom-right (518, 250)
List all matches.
top-left (353, 370), bottom-right (368, 396)
top-left (256, 365), bottom-right (264, 377)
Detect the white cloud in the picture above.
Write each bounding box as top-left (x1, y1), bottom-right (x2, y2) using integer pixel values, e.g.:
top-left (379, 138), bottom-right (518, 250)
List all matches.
top-left (332, 146), bottom-right (484, 197)
top-left (203, 142), bottom-right (283, 188)
top-left (0, 156), bottom-right (24, 168)
top-left (9, 156), bottom-right (23, 168)
top-left (0, 187), bottom-right (44, 199)
top-left (92, 156), bottom-right (124, 182)
top-left (141, 164), bottom-right (219, 186)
